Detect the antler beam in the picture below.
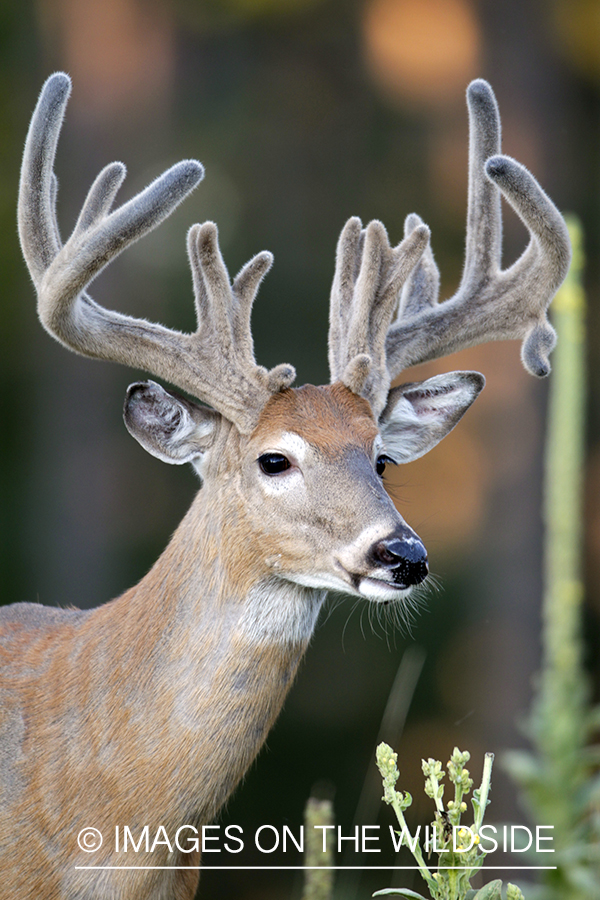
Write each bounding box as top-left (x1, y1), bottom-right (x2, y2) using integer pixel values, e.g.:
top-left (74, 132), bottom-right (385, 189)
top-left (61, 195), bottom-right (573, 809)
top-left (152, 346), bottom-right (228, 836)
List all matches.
top-left (328, 79), bottom-right (571, 417)
top-left (18, 72), bottom-right (294, 434)
top-left (385, 80), bottom-right (571, 380)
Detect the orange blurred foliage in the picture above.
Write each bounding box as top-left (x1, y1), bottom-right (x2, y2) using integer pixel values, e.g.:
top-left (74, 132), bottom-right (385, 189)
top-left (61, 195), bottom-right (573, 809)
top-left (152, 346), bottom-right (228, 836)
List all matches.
top-left (37, 0), bottom-right (174, 121)
top-left (362, 0), bottom-right (481, 109)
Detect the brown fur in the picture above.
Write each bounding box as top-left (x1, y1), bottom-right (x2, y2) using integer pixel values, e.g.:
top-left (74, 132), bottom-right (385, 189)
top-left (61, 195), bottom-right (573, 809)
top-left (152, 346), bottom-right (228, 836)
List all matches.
top-left (254, 382), bottom-right (378, 456)
top-left (0, 383), bottom-right (402, 899)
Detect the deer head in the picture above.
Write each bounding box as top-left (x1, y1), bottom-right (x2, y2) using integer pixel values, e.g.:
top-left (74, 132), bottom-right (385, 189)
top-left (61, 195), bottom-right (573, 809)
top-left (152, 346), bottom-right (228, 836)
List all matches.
top-left (18, 73), bottom-right (570, 611)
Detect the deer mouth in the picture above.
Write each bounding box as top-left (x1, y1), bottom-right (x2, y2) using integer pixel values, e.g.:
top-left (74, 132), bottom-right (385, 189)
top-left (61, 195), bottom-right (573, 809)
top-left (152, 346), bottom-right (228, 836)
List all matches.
top-left (358, 574), bottom-right (415, 602)
top-left (334, 561), bottom-right (416, 602)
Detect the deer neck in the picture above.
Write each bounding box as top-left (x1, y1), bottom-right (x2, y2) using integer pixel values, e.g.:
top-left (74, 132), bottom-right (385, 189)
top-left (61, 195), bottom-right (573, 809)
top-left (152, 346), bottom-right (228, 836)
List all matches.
top-left (100, 485), bottom-right (325, 824)
top-left (132, 480), bottom-right (327, 641)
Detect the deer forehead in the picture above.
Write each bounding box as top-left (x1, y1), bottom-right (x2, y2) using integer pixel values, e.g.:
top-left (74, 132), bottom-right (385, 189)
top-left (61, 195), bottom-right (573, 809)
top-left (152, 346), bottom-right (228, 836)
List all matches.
top-left (250, 382), bottom-right (379, 458)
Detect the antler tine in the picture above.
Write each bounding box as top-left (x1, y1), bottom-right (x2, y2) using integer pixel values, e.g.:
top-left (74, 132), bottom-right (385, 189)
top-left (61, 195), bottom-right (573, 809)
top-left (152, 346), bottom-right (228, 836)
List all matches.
top-left (328, 216), bottom-right (429, 416)
top-left (71, 162), bottom-right (128, 241)
top-left (231, 245), bottom-right (296, 393)
top-left (391, 80), bottom-right (501, 330)
top-left (328, 216), bottom-right (363, 382)
top-left (485, 154), bottom-right (571, 374)
top-left (396, 212), bottom-right (440, 320)
top-left (19, 72), bottom-right (294, 435)
top-left (19, 73), bottom-right (70, 283)
top-left (385, 79), bottom-right (571, 381)
top-left (463, 78), bottom-right (502, 282)
top-left (185, 223), bottom-right (296, 430)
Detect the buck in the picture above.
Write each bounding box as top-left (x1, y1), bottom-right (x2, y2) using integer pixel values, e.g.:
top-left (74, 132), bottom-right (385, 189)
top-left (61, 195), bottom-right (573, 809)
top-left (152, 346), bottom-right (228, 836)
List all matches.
top-left (0, 73), bottom-right (569, 899)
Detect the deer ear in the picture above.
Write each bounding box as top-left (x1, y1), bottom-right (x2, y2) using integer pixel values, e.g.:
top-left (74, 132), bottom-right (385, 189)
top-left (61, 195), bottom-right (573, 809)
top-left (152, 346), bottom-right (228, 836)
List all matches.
top-left (379, 371), bottom-right (484, 463)
top-left (123, 381), bottom-right (220, 466)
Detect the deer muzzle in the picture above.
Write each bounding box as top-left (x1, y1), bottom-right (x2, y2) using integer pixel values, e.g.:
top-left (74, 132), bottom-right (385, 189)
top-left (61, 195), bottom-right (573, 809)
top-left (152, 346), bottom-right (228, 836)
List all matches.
top-left (370, 535), bottom-right (429, 588)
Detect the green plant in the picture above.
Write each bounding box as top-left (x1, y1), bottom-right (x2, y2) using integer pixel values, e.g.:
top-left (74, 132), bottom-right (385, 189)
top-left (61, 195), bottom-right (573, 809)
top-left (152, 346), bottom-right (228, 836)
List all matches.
top-left (374, 743), bottom-right (523, 900)
top-left (504, 217), bottom-right (600, 899)
top-left (302, 795), bottom-right (335, 900)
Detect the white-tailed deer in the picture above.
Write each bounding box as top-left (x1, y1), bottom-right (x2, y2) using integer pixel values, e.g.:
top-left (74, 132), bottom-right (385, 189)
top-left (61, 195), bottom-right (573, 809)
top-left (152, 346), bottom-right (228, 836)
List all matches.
top-left (1, 73), bottom-right (569, 899)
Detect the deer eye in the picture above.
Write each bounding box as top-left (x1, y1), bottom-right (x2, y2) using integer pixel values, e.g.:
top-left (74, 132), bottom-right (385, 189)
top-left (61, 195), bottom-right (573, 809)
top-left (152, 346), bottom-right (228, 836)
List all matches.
top-left (376, 455), bottom-right (396, 477)
top-left (258, 453), bottom-right (292, 476)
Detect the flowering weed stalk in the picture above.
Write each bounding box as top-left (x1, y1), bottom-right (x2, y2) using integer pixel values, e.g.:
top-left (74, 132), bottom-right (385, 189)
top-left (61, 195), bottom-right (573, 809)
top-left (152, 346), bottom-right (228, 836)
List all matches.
top-left (504, 218), bottom-right (599, 898)
top-left (374, 743), bottom-right (523, 900)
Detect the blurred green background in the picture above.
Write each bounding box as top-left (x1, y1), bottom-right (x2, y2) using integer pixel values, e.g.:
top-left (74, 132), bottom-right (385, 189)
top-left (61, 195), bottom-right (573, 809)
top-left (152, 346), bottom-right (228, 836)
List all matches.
top-left (1, 1), bottom-right (599, 897)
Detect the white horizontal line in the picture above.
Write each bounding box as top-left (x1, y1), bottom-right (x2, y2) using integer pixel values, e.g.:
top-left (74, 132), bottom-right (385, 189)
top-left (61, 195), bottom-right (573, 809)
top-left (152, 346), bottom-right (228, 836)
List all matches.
top-left (75, 865), bottom-right (558, 871)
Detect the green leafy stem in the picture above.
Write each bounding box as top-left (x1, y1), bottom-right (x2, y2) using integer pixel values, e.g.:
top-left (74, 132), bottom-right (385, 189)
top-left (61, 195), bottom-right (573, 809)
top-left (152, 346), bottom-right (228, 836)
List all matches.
top-left (374, 743), bottom-right (523, 900)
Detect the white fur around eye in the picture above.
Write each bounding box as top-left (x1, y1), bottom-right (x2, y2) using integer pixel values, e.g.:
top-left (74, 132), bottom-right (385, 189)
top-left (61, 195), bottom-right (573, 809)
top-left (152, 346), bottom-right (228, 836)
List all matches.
top-left (258, 466), bottom-right (303, 496)
top-left (255, 432), bottom-right (309, 496)
top-left (274, 433), bottom-right (309, 466)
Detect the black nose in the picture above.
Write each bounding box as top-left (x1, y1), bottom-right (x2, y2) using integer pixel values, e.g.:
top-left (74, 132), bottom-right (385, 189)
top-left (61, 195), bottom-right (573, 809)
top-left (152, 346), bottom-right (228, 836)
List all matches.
top-left (370, 536), bottom-right (429, 587)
